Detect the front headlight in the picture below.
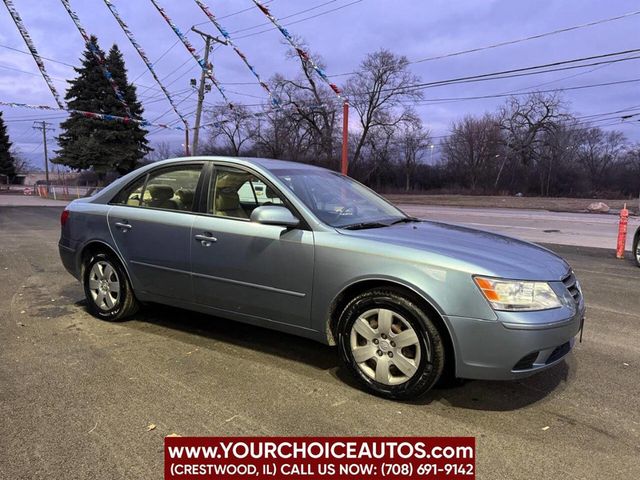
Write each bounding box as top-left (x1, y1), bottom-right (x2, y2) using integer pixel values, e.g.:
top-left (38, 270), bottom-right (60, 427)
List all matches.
top-left (474, 276), bottom-right (562, 311)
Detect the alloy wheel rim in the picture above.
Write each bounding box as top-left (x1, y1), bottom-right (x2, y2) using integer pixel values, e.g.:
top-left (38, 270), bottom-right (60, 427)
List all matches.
top-left (636, 244), bottom-right (640, 264)
top-left (349, 308), bottom-right (426, 386)
top-left (88, 261), bottom-right (120, 311)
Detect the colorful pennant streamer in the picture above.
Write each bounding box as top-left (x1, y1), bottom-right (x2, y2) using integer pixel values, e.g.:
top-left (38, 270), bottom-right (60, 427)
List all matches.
top-left (0, 101), bottom-right (183, 130)
top-left (149, 0), bottom-right (231, 107)
top-left (193, 0), bottom-right (279, 107)
top-left (103, 0), bottom-right (189, 130)
top-left (59, 0), bottom-right (132, 117)
top-left (2, 0), bottom-right (65, 109)
top-left (251, 0), bottom-right (342, 98)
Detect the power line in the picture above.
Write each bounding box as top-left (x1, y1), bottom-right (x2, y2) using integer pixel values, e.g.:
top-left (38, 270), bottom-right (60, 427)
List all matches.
top-left (130, 39), bottom-right (180, 83)
top-left (150, 0), bottom-right (231, 106)
top-left (0, 43), bottom-right (76, 68)
top-left (59, 0), bottom-right (132, 117)
top-left (575, 104), bottom-right (640, 120)
top-left (329, 9), bottom-right (640, 77)
top-left (193, 0), bottom-right (279, 107)
top-left (192, 0), bottom-right (276, 26)
top-left (229, 0), bottom-right (339, 35)
top-left (103, 0), bottom-right (190, 145)
top-left (234, 0), bottom-right (364, 40)
top-left (405, 78), bottom-right (640, 105)
top-left (132, 1), bottom-right (276, 83)
top-left (347, 48), bottom-right (640, 97)
top-left (0, 62), bottom-right (67, 81)
top-left (0, 50), bottom-right (180, 98)
top-left (410, 10), bottom-right (640, 65)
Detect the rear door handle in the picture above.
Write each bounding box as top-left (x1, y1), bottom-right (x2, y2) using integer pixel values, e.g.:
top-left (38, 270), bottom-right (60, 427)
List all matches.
top-left (194, 233), bottom-right (217, 246)
top-left (115, 221), bottom-right (132, 231)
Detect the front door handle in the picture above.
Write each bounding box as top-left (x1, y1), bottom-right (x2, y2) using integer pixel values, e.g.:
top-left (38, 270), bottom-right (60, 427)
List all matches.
top-left (114, 221), bottom-right (132, 231)
top-left (194, 233), bottom-right (217, 246)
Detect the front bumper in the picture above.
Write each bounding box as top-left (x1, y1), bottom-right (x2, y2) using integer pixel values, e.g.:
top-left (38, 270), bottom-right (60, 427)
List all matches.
top-left (447, 302), bottom-right (585, 381)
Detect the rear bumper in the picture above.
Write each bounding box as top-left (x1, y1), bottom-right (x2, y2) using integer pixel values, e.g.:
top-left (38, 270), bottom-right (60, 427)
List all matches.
top-left (447, 305), bottom-right (584, 380)
top-left (58, 242), bottom-right (79, 280)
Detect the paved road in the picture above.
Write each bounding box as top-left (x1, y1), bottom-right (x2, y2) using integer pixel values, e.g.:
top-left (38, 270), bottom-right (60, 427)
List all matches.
top-left (399, 204), bottom-right (640, 251)
top-left (0, 194), bottom-right (68, 207)
top-left (1, 207), bottom-right (639, 479)
top-left (2, 194), bottom-right (639, 252)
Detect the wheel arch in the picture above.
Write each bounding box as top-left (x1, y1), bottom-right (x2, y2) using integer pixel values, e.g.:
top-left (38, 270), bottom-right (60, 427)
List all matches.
top-left (326, 278), bottom-right (456, 374)
top-left (77, 240), bottom-right (134, 286)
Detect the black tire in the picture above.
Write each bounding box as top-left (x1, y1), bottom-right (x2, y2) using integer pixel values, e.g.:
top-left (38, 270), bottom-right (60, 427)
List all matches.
top-left (634, 231), bottom-right (640, 267)
top-left (336, 288), bottom-right (445, 400)
top-left (82, 251), bottom-right (139, 321)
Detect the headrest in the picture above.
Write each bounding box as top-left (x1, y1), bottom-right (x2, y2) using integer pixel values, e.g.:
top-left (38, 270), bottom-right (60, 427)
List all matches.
top-left (215, 191), bottom-right (240, 211)
top-left (177, 189), bottom-right (194, 203)
top-left (148, 185), bottom-right (174, 200)
top-left (265, 186), bottom-right (278, 199)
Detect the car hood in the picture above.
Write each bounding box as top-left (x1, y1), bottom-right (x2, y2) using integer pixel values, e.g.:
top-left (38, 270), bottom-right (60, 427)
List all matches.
top-left (337, 220), bottom-right (570, 281)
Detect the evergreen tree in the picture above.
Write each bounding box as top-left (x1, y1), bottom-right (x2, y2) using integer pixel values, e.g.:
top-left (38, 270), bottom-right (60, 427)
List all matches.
top-left (54, 38), bottom-right (150, 181)
top-left (0, 111), bottom-right (16, 179)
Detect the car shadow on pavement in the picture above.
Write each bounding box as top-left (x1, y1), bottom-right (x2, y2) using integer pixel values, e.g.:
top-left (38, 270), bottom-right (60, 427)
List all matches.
top-left (333, 359), bottom-right (570, 411)
top-left (114, 303), bottom-right (571, 411)
top-left (421, 360), bottom-right (570, 411)
top-left (128, 304), bottom-right (338, 371)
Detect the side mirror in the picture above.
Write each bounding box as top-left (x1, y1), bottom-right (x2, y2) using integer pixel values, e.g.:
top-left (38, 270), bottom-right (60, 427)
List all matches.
top-left (250, 205), bottom-right (300, 228)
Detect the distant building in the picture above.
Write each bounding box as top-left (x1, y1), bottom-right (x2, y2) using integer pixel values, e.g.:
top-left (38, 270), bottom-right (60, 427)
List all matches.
top-left (19, 171), bottom-right (81, 185)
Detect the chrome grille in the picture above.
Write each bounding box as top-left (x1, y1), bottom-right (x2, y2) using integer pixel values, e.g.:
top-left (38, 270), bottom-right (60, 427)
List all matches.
top-left (562, 270), bottom-right (582, 304)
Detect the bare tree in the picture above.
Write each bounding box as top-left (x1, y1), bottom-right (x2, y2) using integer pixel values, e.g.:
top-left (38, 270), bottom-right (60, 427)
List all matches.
top-left (396, 113), bottom-right (431, 191)
top-left (144, 141), bottom-right (173, 163)
top-left (206, 104), bottom-right (257, 156)
top-left (271, 42), bottom-right (340, 167)
top-left (253, 82), bottom-right (311, 162)
top-left (441, 114), bottom-right (502, 190)
top-left (499, 93), bottom-right (569, 166)
top-left (10, 148), bottom-right (37, 174)
top-left (253, 109), bottom-right (293, 160)
top-left (345, 49), bottom-right (423, 167)
top-left (536, 122), bottom-right (579, 195)
top-left (359, 121), bottom-right (397, 188)
top-left (576, 127), bottom-right (626, 191)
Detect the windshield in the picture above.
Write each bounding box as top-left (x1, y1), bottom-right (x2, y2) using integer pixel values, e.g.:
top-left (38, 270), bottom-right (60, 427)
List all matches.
top-left (273, 168), bottom-right (408, 228)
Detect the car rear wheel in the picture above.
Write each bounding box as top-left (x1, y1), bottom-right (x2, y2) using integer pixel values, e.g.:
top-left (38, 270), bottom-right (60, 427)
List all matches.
top-left (337, 288), bottom-right (445, 400)
top-left (634, 232), bottom-right (640, 267)
top-left (83, 251), bottom-right (138, 321)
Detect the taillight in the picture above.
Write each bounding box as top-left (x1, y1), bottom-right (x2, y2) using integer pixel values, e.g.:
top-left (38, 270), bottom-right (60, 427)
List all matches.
top-left (60, 209), bottom-right (70, 227)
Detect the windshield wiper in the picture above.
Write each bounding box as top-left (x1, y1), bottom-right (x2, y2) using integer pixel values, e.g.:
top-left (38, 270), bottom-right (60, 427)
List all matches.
top-left (388, 216), bottom-right (421, 225)
top-left (340, 221), bottom-right (389, 230)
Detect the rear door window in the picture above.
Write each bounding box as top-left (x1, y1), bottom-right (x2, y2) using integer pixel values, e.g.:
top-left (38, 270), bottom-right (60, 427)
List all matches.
top-left (112, 164), bottom-right (203, 212)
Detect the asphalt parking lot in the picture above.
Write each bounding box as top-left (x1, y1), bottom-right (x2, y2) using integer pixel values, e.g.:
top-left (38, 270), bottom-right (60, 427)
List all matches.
top-left (1, 206), bottom-right (639, 479)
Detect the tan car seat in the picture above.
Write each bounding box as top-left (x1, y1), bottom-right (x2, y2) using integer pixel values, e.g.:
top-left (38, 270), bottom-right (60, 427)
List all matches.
top-left (215, 190), bottom-right (248, 218)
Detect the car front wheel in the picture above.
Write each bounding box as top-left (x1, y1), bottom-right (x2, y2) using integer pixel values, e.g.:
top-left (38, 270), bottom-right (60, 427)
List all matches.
top-left (83, 251), bottom-right (138, 321)
top-left (634, 232), bottom-right (640, 267)
top-left (337, 288), bottom-right (445, 400)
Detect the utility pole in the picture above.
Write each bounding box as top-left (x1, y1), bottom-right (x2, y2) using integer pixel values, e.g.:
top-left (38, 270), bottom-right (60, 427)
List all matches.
top-left (341, 100), bottom-right (349, 175)
top-left (32, 121), bottom-right (54, 194)
top-left (191, 26), bottom-right (227, 156)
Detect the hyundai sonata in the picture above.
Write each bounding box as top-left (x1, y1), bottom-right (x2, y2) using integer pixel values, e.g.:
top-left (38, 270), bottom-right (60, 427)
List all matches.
top-left (59, 157), bottom-right (585, 399)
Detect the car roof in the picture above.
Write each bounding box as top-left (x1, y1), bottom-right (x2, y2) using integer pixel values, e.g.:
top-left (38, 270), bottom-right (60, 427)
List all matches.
top-left (85, 156), bottom-right (333, 206)
top-left (165, 156), bottom-right (329, 173)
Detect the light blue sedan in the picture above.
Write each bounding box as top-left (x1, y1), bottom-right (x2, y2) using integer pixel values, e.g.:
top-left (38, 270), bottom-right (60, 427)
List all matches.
top-left (59, 157), bottom-right (585, 399)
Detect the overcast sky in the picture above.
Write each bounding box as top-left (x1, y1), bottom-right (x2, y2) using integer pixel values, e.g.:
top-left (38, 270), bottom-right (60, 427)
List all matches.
top-left (1, 0), bottom-right (638, 169)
